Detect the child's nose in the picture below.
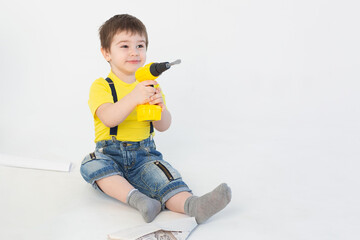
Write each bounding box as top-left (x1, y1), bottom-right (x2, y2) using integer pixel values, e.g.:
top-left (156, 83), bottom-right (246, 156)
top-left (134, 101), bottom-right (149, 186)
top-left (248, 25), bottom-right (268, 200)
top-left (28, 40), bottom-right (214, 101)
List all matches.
top-left (130, 47), bottom-right (139, 56)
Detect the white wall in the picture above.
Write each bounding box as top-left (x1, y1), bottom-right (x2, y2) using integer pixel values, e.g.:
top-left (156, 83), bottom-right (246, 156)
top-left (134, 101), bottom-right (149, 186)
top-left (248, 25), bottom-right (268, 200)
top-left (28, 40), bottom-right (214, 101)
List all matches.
top-left (1, 0), bottom-right (359, 166)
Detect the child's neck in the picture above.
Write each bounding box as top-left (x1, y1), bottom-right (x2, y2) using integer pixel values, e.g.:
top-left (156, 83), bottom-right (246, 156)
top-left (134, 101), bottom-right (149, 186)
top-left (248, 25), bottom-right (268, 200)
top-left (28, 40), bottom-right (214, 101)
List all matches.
top-left (112, 68), bottom-right (136, 84)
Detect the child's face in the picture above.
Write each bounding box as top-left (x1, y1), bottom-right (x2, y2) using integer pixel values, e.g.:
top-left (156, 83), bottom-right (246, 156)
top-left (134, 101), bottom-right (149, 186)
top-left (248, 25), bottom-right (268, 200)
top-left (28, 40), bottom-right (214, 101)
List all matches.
top-left (102, 31), bottom-right (147, 77)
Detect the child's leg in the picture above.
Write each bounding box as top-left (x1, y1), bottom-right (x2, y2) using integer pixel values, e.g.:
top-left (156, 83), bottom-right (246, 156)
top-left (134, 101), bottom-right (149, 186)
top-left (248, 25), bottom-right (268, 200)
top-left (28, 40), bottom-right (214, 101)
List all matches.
top-left (96, 175), bottom-right (161, 223)
top-left (165, 191), bottom-right (193, 213)
top-left (165, 183), bottom-right (232, 224)
top-left (96, 174), bottom-right (134, 202)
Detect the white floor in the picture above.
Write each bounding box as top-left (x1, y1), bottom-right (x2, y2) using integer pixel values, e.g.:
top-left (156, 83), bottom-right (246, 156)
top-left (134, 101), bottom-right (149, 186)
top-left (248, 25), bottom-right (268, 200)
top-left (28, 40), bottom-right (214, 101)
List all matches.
top-left (1, 126), bottom-right (359, 240)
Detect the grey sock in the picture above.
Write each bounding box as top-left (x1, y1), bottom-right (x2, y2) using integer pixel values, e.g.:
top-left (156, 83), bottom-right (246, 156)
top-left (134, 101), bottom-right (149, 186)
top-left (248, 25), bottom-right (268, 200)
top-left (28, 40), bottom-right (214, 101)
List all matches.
top-left (127, 189), bottom-right (161, 223)
top-left (184, 183), bottom-right (232, 224)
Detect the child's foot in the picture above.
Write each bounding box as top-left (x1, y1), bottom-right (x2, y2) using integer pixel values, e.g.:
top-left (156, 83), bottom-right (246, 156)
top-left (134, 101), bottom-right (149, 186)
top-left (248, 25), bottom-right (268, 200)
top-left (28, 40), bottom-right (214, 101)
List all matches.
top-left (184, 183), bottom-right (232, 224)
top-left (127, 189), bottom-right (161, 223)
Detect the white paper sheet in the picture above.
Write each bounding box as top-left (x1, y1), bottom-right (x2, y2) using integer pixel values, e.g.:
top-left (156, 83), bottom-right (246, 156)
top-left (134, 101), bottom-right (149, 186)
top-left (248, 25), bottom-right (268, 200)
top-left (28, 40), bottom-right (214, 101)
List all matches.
top-left (108, 217), bottom-right (198, 240)
top-left (0, 153), bottom-right (72, 172)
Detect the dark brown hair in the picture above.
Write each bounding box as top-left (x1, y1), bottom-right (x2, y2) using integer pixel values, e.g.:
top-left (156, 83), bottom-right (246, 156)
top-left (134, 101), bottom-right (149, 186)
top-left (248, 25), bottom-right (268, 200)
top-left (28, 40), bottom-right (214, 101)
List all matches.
top-left (99, 14), bottom-right (148, 51)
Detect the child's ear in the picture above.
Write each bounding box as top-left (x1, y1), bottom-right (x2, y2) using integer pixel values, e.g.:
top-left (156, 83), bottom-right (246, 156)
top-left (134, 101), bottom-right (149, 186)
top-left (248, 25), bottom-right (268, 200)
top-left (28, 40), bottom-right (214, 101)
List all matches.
top-left (101, 47), bottom-right (111, 62)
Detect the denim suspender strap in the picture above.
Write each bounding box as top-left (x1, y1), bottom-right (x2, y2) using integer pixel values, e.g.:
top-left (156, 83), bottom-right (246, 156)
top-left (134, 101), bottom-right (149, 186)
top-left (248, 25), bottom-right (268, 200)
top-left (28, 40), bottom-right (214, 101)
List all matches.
top-left (104, 77), bottom-right (154, 137)
top-left (105, 78), bottom-right (118, 136)
top-left (150, 121), bottom-right (154, 135)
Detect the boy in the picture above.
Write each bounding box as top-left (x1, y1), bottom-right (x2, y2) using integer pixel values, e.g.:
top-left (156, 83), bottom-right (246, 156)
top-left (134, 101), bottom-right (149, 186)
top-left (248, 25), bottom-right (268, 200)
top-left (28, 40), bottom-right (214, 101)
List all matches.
top-left (80, 14), bottom-right (231, 223)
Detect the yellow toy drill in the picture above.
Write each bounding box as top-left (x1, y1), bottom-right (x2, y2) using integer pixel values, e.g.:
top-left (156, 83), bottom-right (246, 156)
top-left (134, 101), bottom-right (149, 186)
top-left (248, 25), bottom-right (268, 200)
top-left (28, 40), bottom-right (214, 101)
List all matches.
top-left (135, 59), bottom-right (181, 121)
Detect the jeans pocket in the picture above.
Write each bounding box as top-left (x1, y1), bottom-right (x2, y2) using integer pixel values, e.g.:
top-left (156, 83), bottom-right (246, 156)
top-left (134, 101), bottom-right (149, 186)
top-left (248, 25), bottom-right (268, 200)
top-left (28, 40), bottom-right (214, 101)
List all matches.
top-left (140, 160), bottom-right (181, 192)
top-left (81, 152), bottom-right (96, 165)
top-left (97, 145), bottom-right (113, 155)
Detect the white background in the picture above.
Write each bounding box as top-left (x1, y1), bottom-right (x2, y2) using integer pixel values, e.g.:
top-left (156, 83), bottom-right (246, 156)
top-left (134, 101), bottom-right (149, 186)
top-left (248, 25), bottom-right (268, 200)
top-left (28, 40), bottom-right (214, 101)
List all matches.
top-left (1, 0), bottom-right (360, 239)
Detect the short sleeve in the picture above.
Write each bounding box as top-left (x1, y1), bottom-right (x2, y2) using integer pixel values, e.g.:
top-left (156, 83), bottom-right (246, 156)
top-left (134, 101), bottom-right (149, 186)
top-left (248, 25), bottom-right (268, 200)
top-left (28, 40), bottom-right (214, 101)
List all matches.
top-left (88, 78), bottom-right (114, 117)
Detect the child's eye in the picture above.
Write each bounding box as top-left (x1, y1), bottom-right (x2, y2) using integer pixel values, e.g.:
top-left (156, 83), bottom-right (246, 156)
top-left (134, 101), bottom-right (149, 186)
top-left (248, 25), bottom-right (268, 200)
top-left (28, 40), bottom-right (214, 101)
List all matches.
top-left (120, 45), bottom-right (129, 48)
top-left (137, 44), bottom-right (145, 49)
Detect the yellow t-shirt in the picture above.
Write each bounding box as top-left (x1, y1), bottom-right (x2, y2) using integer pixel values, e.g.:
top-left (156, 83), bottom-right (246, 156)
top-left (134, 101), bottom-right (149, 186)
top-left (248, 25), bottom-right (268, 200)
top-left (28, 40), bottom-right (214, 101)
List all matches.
top-left (88, 71), bottom-right (166, 142)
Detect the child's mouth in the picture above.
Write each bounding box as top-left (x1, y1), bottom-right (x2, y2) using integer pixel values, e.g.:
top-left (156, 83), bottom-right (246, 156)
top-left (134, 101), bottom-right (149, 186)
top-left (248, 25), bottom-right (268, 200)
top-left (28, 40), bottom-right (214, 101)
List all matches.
top-left (127, 60), bottom-right (140, 64)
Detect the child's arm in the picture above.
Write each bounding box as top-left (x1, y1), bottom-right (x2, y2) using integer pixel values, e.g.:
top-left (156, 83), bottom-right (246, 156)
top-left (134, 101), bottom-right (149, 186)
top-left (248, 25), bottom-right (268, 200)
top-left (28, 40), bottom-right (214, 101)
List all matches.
top-left (150, 87), bottom-right (172, 132)
top-left (153, 108), bottom-right (172, 132)
top-left (96, 80), bottom-right (158, 128)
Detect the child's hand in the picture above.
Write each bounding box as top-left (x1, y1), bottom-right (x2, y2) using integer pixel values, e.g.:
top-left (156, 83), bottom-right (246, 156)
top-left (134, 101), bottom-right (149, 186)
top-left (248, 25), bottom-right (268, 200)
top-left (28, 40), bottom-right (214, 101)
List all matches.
top-left (131, 80), bottom-right (158, 105)
top-left (149, 87), bottom-right (166, 111)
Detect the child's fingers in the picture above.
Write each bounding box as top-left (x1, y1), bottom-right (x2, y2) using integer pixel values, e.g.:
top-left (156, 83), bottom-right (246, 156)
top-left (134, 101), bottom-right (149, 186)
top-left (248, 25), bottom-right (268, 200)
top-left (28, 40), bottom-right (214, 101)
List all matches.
top-left (149, 95), bottom-right (164, 106)
top-left (147, 87), bottom-right (156, 95)
top-left (149, 99), bottom-right (160, 105)
top-left (141, 80), bottom-right (158, 86)
top-left (150, 92), bottom-right (162, 101)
